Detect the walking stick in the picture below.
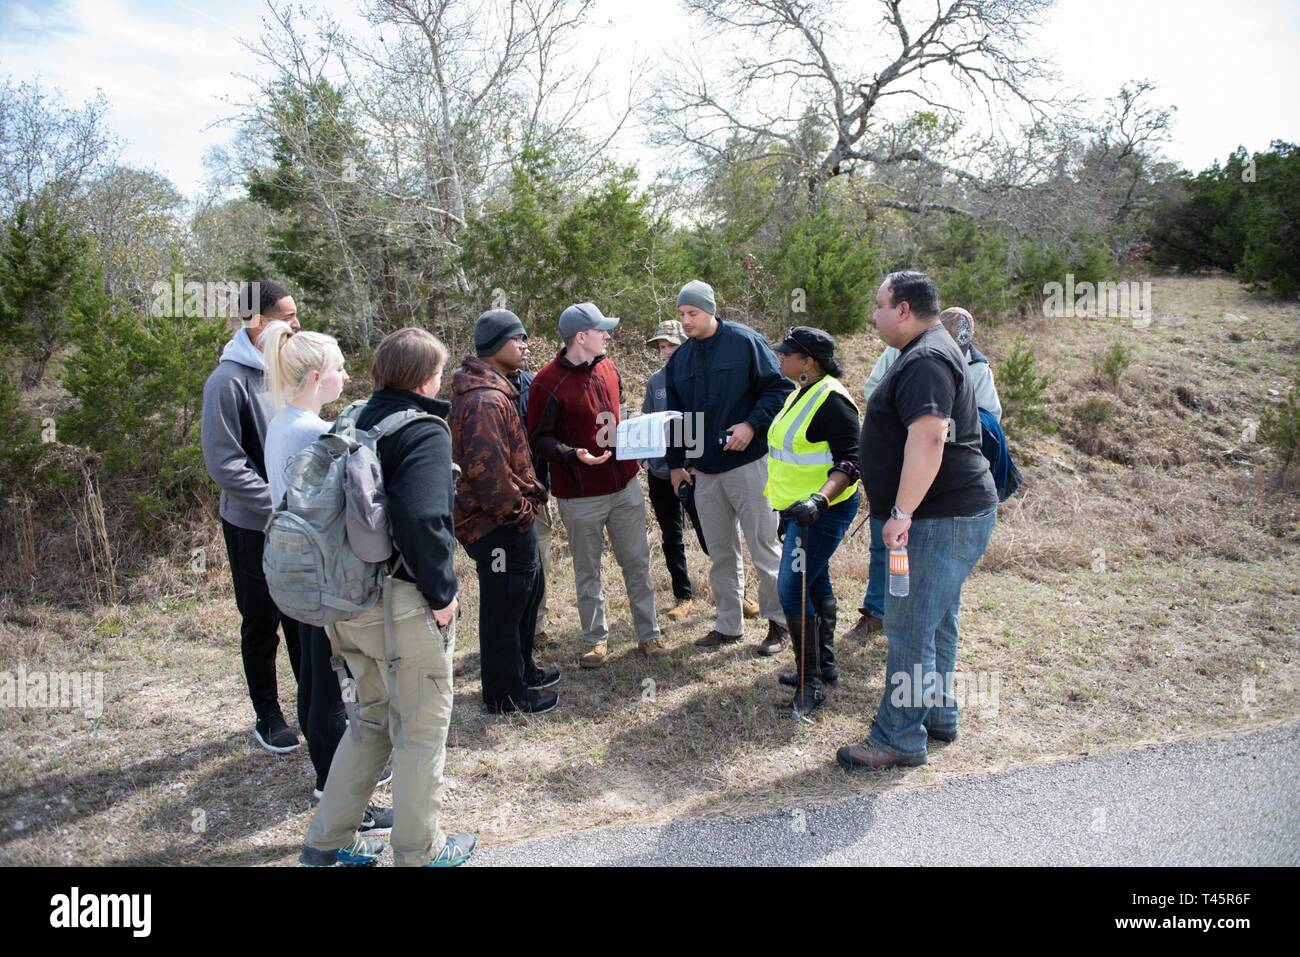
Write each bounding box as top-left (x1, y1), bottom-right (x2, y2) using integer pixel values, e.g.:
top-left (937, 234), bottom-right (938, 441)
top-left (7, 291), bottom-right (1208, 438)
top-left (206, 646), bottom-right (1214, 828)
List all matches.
top-left (794, 528), bottom-right (816, 726)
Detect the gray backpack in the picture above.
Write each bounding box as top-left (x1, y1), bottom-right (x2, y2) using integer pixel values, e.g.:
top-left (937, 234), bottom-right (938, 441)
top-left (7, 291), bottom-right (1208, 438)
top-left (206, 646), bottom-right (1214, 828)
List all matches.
top-left (262, 399), bottom-right (449, 627)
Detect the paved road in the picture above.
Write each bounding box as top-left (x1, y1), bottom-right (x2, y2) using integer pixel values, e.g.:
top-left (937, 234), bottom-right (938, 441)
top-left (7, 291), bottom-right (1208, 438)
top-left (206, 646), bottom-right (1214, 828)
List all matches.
top-left (474, 721), bottom-right (1300, 866)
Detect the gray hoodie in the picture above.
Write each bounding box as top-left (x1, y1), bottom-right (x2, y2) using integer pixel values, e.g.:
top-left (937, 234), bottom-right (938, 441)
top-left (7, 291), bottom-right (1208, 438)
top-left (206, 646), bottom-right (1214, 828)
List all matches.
top-left (201, 328), bottom-right (273, 530)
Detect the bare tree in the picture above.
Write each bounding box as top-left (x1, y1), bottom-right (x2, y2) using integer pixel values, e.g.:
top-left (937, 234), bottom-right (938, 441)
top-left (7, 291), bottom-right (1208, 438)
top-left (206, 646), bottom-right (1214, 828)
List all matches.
top-left (228, 0), bottom-right (641, 339)
top-left (648, 0), bottom-right (1064, 212)
top-left (0, 77), bottom-right (118, 222)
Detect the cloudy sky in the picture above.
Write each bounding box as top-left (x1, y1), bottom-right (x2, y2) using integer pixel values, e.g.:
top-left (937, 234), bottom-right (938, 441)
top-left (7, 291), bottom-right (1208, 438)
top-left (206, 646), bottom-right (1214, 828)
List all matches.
top-left (1, 0), bottom-right (1297, 197)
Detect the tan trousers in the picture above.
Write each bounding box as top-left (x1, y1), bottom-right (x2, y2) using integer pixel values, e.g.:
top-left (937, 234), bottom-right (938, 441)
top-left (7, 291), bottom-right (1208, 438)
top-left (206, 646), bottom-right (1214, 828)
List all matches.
top-left (534, 498), bottom-right (554, 634)
top-left (306, 578), bottom-right (455, 867)
top-left (692, 456), bottom-right (787, 636)
top-left (556, 480), bottom-right (659, 646)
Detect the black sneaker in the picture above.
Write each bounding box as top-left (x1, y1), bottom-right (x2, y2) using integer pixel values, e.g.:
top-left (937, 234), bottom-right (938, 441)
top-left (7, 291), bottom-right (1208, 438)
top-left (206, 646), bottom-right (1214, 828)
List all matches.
top-left (359, 803), bottom-right (394, 835)
top-left (490, 689), bottom-right (559, 716)
top-left (376, 764), bottom-right (393, 787)
top-left (254, 714), bottom-right (301, 753)
top-left (525, 665), bottom-right (561, 690)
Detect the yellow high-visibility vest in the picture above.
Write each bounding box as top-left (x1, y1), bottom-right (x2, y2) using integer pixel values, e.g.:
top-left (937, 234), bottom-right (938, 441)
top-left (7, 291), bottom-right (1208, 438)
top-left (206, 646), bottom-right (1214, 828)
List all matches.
top-left (764, 375), bottom-right (858, 511)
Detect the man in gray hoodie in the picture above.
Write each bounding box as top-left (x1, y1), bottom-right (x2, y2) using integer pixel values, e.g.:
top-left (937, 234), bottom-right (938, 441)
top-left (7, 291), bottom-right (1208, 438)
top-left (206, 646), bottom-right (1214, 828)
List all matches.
top-left (201, 280), bottom-right (304, 753)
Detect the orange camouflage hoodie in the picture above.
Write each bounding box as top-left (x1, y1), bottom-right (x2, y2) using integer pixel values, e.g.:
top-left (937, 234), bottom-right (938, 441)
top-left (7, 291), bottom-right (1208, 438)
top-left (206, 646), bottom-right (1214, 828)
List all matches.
top-left (449, 356), bottom-right (548, 546)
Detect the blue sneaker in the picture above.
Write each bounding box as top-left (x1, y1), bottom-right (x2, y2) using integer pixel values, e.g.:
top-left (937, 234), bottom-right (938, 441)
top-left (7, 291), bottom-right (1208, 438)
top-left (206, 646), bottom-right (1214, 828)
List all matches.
top-left (299, 836), bottom-right (386, 867)
top-left (423, 833), bottom-right (478, 867)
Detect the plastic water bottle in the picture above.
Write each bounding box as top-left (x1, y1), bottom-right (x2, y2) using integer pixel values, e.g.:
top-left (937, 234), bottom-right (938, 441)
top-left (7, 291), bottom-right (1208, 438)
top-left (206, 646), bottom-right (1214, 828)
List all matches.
top-left (888, 547), bottom-right (910, 597)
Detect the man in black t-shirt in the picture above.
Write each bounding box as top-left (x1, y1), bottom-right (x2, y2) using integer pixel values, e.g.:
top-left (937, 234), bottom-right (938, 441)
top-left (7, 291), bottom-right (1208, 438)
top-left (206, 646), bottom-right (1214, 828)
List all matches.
top-left (837, 271), bottom-right (997, 772)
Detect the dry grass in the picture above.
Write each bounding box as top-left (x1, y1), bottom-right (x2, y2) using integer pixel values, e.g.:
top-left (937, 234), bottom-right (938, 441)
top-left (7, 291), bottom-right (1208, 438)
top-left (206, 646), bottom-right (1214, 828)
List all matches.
top-left (1, 275), bottom-right (1297, 865)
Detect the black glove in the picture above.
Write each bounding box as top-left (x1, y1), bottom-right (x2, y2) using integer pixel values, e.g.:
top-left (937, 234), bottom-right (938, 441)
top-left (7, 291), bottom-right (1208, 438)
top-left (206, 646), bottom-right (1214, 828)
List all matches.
top-left (783, 493), bottom-right (828, 528)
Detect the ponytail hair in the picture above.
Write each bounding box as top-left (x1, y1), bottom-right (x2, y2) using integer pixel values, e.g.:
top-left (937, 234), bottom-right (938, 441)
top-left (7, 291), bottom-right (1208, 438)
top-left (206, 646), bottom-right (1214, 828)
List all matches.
top-left (262, 320), bottom-right (345, 411)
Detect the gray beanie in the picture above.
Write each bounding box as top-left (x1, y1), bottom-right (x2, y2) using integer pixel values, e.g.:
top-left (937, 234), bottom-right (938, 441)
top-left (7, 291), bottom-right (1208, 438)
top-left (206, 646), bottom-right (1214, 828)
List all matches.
top-left (676, 280), bottom-right (716, 315)
top-left (474, 309), bottom-right (526, 357)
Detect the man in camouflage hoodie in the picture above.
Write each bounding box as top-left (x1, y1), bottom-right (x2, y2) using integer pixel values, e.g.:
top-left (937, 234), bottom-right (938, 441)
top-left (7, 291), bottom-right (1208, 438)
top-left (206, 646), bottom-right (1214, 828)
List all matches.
top-left (450, 310), bottom-right (560, 715)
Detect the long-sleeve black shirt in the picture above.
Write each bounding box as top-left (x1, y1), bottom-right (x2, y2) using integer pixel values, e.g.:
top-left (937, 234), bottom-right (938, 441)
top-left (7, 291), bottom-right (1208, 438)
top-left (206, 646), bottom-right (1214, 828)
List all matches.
top-left (664, 319), bottom-right (794, 474)
top-left (354, 388), bottom-right (458, 609)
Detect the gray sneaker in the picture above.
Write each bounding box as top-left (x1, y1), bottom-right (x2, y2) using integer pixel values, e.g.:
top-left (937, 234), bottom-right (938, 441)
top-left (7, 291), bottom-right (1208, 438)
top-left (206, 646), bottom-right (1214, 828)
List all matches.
top-left (299, 836), bottom-right (385, 867)
top-left (424, 832), bottom-right (478, 867)
top-left (358, 803), bottom-right (394, 835)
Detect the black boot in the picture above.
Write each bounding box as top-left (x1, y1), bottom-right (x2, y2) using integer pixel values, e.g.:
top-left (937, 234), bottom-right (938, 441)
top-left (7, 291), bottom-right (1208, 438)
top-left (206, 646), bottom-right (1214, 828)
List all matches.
top-left (784, 615), bottom-right (826, 719)
top-left (778, 597), bottom-right (839, 688)
top-left (816, 594), bottom-right (838, 685)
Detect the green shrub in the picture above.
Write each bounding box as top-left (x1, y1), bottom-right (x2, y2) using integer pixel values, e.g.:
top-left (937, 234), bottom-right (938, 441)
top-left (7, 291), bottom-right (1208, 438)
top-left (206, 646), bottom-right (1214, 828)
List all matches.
top-left (1000, 338), bottom-right (1054, 432)
top-left (60, 303), bottom-right (226, 521)
top-left (1016, 233), bottom-right (1117, 308)
top-left (771, 205), bottom-right (885, 335)
top-left (1095, 340), bottom-right (1133, 388)
top-left (1077, 396), bottom-right (1116, 428)
top-left (0, 351), bottom-right (47, 489)
top-left (1259, 374), bottom-right (1300, 482)
top-left (923, 216), bottom-right (1017, 323)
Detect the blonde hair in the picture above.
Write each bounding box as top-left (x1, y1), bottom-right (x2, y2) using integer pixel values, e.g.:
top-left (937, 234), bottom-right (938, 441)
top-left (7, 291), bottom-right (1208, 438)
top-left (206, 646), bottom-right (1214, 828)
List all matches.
top-left (262, 320), bottom-right (345, 411)
top-left (372, 327), bottom-right (448, 392)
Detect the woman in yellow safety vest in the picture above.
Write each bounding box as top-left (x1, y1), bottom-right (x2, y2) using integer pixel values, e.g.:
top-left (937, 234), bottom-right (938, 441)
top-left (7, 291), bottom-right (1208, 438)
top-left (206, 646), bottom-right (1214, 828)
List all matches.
top-left (765, 327), bottom-right (862, 720)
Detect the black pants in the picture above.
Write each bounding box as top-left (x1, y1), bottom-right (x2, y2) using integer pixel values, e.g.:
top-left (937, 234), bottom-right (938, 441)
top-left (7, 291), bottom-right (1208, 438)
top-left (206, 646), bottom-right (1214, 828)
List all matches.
top-left (295, 622), bottom-right (347, 791)
top-left (646, 471), bottom-right (709, 600)
top-left (463, 524), bottom-right (543, 709)
top-left (221, 518), bottom-right (301, 722)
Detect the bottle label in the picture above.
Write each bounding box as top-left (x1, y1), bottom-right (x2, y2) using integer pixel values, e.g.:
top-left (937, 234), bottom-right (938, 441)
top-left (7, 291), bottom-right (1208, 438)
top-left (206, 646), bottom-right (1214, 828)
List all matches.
top-left (889, 550), bottom-right (909, 575)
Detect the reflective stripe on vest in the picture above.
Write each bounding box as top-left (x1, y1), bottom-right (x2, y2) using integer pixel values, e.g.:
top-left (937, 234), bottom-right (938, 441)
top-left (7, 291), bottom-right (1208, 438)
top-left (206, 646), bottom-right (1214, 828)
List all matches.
top-left (765, 376), bottom-right (857, 511)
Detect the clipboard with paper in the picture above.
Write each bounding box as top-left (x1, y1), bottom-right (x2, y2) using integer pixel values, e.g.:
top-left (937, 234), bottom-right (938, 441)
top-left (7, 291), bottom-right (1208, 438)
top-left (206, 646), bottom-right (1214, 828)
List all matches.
top-left (615, 411), bottom-right (683, 460)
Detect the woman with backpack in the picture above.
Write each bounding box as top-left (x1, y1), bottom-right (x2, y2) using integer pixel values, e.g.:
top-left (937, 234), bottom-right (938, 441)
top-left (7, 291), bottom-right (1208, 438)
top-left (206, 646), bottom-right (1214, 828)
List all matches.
top-left (300, 327), bottom-right (476, 868)
top-left (262, 321), bottom-right (393, 835)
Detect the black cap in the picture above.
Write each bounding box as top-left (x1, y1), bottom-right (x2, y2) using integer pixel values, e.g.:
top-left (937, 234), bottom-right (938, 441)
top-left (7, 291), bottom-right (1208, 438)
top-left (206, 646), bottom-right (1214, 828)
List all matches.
top-left (773, 326), bottom-right (841, 378)
top-left (474, 309), bottom-right (527, 357)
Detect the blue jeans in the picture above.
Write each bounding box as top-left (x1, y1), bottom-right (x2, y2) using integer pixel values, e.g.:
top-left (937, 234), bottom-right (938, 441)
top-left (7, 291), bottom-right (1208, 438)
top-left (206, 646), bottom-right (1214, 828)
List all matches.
top-left (860, 516), bottom-right (887, 619)
top-left (868, 506), bottom-right (996, 758)
top-left (777, 495), bottom-right (859, 622)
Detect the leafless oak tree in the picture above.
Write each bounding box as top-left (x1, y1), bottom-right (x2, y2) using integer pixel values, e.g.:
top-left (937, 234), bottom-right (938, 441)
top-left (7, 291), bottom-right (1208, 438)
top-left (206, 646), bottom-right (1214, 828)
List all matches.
top-left (648, 0), bottom-right (1064, 212)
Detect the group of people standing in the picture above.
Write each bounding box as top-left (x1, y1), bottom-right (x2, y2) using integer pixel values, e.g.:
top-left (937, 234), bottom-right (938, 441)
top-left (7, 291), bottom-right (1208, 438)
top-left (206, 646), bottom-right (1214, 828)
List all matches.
top-left (200, 269), bottom-right (1002, 867)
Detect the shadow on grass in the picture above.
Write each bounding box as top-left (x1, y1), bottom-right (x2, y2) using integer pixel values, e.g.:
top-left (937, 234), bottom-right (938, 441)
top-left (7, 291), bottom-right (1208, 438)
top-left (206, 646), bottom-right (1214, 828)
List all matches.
top-left (0, 730), bottom-right (323, 864)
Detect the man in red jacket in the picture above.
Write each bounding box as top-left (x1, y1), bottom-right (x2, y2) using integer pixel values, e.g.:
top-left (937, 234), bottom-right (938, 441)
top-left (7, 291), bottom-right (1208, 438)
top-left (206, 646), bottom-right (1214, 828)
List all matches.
top-left (526, 303), bottom-right (663, 668)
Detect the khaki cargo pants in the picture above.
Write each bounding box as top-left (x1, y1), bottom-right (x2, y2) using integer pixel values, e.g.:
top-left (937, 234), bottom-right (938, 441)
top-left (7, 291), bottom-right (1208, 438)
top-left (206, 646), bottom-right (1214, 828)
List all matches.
top-left (305, 578), bottom-right (455, 867)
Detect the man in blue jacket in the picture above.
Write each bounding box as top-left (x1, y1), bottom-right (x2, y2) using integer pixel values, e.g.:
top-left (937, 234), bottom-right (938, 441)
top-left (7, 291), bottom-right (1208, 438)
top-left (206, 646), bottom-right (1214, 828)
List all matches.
top-left (666, 280), bottom-right (794, 655)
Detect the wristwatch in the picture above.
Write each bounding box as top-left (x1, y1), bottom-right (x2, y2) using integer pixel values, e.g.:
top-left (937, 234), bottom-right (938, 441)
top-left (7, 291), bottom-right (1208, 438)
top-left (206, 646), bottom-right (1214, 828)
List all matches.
top-left (890, 505), bottom-right (912, 520)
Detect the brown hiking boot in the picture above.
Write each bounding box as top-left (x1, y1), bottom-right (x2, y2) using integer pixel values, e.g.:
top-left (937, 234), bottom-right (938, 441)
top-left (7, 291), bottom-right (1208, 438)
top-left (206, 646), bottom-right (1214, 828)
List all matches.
top-left (638, 638), bottom-right (667, 657)
top-left (579, 641), bottom-right (608, 669)
top-left (693, 629), bottom-right (742, 648)
top-left (742, 597), bottom-right (760, 618)
top-left (842, 612), bottom-right (883, 643)
top-left (835, 742), bottom-right (926, 771)
top-left (665, 598), bottom-right (695, 622)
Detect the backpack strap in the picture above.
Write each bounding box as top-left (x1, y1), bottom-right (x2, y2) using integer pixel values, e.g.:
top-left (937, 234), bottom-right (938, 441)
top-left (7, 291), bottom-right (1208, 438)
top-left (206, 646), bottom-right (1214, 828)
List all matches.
top-left (368, 409), bottom-right (448, 442)
top-left (330, 399), bottom-right (370, 435)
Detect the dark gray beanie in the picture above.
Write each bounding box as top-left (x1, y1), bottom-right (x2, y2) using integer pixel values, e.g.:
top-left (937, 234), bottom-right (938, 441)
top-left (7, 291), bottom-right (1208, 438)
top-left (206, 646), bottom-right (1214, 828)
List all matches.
top-left (676, 280), bottom-right (716, 315)
top-left (474, 309), bottom-right (526, 357)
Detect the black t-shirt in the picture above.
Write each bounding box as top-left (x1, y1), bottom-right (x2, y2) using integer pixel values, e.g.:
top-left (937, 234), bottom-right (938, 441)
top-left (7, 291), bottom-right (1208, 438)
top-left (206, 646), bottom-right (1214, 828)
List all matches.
top-left (861, 324), bottom-right (997, 519)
